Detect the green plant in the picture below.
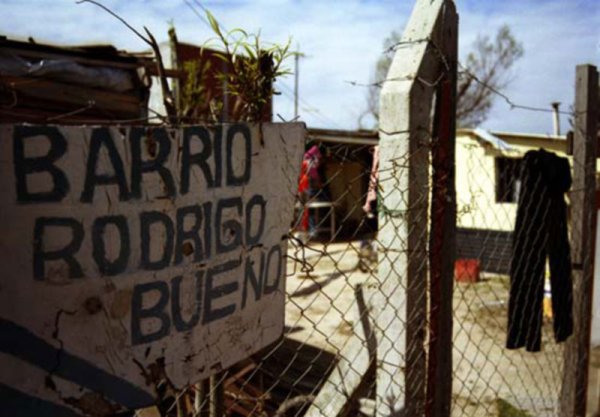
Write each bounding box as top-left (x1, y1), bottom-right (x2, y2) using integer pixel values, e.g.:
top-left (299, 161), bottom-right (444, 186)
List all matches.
top-left (203, 11), bottom-right (293, 122)
top-left (180, 59), bottom-right (219, 120)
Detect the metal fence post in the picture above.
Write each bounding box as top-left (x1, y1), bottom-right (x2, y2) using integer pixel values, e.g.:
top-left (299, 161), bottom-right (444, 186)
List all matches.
top-left (427, 3), bottom-right (458, 416)
top-left (560, 64), bottom-right (598, 417)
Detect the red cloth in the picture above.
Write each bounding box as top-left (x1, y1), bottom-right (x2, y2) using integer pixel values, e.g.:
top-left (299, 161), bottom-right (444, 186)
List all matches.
top-left (298, 160), bottom-right (310, 231)
top-left (304, 145), bottom-right (322, 186)
top-left (299, 160), bottom-right (309, 194)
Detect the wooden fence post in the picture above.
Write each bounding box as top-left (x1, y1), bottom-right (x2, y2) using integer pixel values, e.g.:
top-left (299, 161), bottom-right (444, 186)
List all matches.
top-left (427, 4), bottom-right (458, 417)
top-left (560, 64), bottom-right (598, 417)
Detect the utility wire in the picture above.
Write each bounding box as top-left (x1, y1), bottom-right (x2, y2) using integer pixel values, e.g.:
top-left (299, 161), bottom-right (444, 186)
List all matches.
top-left (348, 37), bottom-right (574, 117)
top-left (278, 83), bottom-right (344, 128)
top-left (182, 0), bottom-right (212, 30)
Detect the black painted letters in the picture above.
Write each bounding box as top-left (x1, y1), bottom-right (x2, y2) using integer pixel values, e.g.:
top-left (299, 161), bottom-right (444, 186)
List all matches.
top-left (14, 126), bottom-right (69, 203)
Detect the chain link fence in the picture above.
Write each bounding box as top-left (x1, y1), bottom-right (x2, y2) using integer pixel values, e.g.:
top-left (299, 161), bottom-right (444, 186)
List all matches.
top-left (165, 131), bottom-right (418, 417)
top-left (169, 128), bottom-right (580, 417)
top-left (3, 2), bottom-right (596, 416)
top-left (452, 135), bottom-right (569, 417)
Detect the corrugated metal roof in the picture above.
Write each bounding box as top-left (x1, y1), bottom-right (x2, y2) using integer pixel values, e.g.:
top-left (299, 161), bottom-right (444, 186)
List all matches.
top-left (473, 128), bottom-right (515, 151)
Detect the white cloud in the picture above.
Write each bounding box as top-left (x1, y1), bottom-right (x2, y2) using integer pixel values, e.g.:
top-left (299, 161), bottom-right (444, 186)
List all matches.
top-left (1, 0), bottom-right (598, 133)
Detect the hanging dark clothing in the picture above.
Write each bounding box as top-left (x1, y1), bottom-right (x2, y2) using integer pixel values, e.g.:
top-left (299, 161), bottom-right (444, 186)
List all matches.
top-left (506, 149), bottom-right (573, 352)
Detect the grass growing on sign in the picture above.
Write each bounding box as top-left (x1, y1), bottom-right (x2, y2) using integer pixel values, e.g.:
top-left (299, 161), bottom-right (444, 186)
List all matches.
top-left (180, 59), bottom-right (215, 121)
top-left (202, 10), bottom-right (293, 122)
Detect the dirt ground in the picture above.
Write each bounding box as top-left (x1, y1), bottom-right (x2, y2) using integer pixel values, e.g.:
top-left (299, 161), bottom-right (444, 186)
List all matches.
top-left (284, 241), bottom-right (600, 417)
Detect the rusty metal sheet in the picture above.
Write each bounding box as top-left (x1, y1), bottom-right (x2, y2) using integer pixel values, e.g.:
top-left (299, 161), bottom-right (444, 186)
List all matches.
top-left (0, 123), bottom-right (304, 415)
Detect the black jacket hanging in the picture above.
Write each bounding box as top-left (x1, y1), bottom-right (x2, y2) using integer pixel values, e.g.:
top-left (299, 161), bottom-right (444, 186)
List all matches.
top-left (506, 149), bottom-right (573, 352)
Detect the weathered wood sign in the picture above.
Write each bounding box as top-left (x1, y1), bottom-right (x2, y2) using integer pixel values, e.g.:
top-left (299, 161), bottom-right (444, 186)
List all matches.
top-left (0, 123), bottom-right (304, 415)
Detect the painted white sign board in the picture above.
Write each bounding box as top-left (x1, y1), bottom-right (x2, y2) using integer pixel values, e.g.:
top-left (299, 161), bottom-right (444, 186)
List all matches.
top-left (0, 123), bottom-right (304, 415)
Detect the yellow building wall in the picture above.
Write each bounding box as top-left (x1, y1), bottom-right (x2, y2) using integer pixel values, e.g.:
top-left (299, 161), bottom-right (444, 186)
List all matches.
top-left (456, 132), bottom-right (571, 232)
top-left (456, 134), bottom-right (517, 232)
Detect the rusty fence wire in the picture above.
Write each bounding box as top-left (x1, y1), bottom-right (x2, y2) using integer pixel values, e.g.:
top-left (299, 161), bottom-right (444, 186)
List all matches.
top-left (162, 133), bottom-right (423, 417)
top-left (3, 83), bottom-right (580, 417)
top-left (177, 131), bottom-right (579, 417)
top-left (143, 120), bottom-right (588, 417)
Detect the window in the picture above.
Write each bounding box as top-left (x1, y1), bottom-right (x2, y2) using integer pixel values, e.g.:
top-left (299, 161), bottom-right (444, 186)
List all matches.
top-left (495, 157), bottom-right (522, 203)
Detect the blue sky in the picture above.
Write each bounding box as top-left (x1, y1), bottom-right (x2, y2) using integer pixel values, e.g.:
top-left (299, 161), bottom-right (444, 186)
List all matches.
top-left (2, 0), bottom-right (599, 134)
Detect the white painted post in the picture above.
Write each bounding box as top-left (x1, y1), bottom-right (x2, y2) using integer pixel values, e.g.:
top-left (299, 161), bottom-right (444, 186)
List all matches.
top-left (375, 1), bottom-right (455, 416)
top-left (302, 2), bottom-right (457, 416)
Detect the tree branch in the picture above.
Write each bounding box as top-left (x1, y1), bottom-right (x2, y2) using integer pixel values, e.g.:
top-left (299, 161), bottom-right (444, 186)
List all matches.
top-left (76, 0), bottom-right (178, 124)
top-left (76, 0), bottom-right (151, 46)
